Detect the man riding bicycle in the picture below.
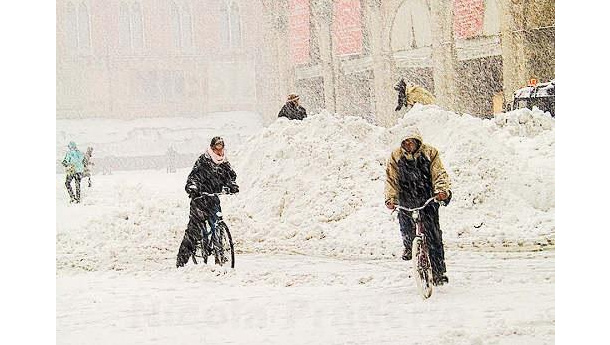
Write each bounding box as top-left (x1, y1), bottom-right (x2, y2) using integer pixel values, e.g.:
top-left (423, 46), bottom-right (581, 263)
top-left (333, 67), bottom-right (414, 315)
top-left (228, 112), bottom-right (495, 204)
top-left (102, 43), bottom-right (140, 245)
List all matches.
top-left (384, 127), bottom-right (452, 285)
top-left (176, 136), bottom-right (239, 268)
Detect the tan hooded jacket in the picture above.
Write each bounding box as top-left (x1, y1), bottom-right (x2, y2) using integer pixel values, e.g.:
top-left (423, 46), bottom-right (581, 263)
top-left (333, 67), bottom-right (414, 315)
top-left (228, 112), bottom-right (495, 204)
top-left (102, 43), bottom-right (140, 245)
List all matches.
top-left (406, 86), bottom-right (436, 106)
top-left (384, 127), bottom-right (451, 205)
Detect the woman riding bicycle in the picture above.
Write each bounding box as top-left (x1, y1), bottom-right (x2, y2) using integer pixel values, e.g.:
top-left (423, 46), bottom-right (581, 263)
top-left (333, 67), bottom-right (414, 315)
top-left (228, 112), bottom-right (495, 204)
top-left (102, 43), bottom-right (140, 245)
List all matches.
top-left (176, 136), bottom-right (239, 268)
top-left (384, 127), bottom-right (452, 285)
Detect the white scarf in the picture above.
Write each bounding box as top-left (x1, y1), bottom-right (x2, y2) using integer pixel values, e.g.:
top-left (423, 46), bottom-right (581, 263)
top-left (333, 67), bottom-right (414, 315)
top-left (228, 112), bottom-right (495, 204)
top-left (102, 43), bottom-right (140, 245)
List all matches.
top-left (207, 147), bottom-right (226, 164)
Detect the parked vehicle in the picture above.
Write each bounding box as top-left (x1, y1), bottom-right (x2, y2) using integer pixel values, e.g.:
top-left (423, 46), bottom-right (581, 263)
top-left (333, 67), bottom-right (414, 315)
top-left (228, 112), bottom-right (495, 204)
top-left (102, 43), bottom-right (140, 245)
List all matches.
top-left (506, 79), bottom-right (555, 117)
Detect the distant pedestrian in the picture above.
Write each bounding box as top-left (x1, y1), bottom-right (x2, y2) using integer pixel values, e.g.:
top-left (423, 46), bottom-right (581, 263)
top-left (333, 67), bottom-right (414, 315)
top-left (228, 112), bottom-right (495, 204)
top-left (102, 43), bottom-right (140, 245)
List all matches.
top-left (166, 145), bottom-right (177, 173)
top-left (278, 93), bottom-right (307, 120)
top-left (83, 147), bottom-right (94, 187)
top-left (62, 141), bottom-right (85, 203)
top-left (394, 78), bottom-right (435, 112)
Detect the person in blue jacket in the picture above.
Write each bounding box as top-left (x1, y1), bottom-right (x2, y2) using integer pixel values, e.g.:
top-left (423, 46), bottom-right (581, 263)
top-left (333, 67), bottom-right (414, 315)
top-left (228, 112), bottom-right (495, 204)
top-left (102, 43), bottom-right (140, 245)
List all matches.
top-left (62, 141), bottom-right (85, 203)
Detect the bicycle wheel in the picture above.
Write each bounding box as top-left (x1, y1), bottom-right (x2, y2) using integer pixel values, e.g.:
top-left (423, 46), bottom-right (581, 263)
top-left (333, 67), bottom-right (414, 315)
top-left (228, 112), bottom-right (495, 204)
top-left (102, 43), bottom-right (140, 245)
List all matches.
top-left (215, 222), bottom-right (235, 268)
top-left (194, 236), bottom-right (209, 265)
top-left (412, 237), bottom-right (433, 299)
top-left (191, 226), bottom-right (210, 265)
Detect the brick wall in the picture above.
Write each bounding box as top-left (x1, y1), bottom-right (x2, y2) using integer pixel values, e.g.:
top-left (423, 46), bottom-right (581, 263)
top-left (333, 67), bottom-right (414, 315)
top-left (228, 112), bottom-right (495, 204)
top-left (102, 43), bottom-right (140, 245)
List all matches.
top-left (453, 0), bottom-right (485, 39)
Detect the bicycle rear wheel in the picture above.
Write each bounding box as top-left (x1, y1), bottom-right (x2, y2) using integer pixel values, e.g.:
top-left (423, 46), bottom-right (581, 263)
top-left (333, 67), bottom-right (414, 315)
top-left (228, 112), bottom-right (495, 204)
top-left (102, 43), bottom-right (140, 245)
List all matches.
top-left (215, 222), bottom-right (235, 268)
top-left (412, 237), bottom-right (433, 299)
top-left (193, 236), bottom-right (209, 265)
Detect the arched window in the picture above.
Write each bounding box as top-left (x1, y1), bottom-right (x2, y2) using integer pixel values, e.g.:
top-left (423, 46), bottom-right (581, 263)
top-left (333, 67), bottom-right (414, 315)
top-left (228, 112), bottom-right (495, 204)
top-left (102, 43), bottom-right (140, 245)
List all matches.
top-left (220, 0), bottom-right (242, 48)
top-left (182, 4), bottom-right (194, 51)
top-left (119, 2), bottom-right (131, 50)
top-left (64, 1), bottom-right (93, 54)
top-left (171, 2), bottom-right (181, 48)
top-left (220, 4), bottom-right (230, 46)
top-left (391, 0), bottom-right (432, 52)
top-left (132, 2), bottom-right (144, 50)
top-left (65, 2), bottom-right (78, 50)
top-left (229, 2), bottom-right (242, 48)
top-left (119, 1), bottom-right (144, 54)
top-left (171, 1), bottom-right (194, 53)
top-left (77, 2), bottom-right (91, 50)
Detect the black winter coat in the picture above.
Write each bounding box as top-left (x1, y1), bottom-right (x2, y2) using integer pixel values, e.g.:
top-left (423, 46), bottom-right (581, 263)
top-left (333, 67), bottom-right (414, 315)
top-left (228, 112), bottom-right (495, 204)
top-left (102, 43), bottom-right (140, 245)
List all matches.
top-left (278, 102), bottom-right (307, 120)
top-left (185, 152), bottom-right (237, 197)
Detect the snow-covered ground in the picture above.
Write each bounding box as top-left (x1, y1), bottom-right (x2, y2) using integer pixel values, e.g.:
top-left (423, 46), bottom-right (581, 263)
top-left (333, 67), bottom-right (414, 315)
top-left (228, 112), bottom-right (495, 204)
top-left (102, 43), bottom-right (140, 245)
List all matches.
top-left (57, 252), bottom-right (554, 345)
top-left (57, 108), bottom-right (555, 344)
top-left (56, 111), bottom-right (264, 158)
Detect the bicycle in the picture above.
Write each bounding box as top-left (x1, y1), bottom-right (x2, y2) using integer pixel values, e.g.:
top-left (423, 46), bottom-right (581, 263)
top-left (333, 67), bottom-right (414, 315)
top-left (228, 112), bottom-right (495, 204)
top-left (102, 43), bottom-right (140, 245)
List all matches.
top-left (394, 197), bottom-right (444, 299)
top-left (190, 190), bottom-right (236, 268)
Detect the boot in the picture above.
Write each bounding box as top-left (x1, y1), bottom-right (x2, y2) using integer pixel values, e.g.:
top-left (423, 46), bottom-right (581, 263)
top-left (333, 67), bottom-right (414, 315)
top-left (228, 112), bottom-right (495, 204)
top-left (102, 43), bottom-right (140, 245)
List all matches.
top-left (402, 247), bottom-right (412, 261)
top-left (433, 274), bottom-right (449, 286)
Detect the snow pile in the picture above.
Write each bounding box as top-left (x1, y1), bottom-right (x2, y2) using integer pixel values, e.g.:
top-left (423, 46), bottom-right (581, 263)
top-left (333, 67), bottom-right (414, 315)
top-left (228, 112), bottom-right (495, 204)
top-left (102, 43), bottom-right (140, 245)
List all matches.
top-left (56, 106), bottom-right (554, 273)
top-left (225, 105), bottom-right (554, 258)
top-left (56, 172), bottom-right (190, 273)
top-left (493, 107), bottom-right (554, 137)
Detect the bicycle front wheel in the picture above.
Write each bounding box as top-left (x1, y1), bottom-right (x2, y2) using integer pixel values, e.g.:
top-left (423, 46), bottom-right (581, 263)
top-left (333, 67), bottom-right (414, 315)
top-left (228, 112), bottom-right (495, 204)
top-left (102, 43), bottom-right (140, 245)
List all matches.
top-left (412, 237), bottom-right (433, 299)
top-left (215, 222), bottom-right (235, 268)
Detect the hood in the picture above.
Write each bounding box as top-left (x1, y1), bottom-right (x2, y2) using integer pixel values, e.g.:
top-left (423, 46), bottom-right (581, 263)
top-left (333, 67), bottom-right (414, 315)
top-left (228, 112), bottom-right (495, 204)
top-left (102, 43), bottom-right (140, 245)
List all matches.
top-left (394, 78), bottom-right (407, 92)
top-left (402, 126), bottom-right (423, 144)
top-left (68, 141), bottom-right (77, 150)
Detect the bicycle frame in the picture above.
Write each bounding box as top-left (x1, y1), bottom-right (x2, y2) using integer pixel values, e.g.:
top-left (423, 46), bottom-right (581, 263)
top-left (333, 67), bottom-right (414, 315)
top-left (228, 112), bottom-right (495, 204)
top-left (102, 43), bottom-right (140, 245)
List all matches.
top-left (395, 198), bottom-right (436, 265)
top-left (395, 197), bottom-right (439, 238)
top-left (192, 191), bottom-right (226, 236)
top-left (190, 190), bottom-right (235, 267)
top-left (394, 197), bottom-right (441, 298)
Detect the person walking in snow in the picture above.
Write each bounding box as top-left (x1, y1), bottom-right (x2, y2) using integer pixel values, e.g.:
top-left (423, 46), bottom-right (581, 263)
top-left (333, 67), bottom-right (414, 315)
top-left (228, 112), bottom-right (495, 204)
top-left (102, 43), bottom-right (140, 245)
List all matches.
top-left (176, 136), bottom-right (239, 268)
top-left (384, 126), bottom-right (452, 286)
top-left (278, 93), bottom-right (307, 120)
top-left (82, 147), bottom-right (94, 187)
top-left (62, 141), bottom-right (85, 203)
top-left (166, 145), bottom-right (177, 173)
top-left (394, 78), bottom-right (435, 112)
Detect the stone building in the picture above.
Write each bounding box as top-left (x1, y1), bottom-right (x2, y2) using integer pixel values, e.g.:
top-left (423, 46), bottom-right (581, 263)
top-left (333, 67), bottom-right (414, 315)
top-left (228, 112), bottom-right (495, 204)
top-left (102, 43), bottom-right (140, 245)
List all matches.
top-left (262, 0), bottom-right (555, 126)
top-left (57, 0), bottom-right (554, 125)
top-left (56, 0), bottom-right (265, 119)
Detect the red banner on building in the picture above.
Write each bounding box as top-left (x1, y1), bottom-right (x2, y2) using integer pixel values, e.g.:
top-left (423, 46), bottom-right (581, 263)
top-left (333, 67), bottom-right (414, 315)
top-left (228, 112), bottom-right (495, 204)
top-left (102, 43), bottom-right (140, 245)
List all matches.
top-left (332, 0), bottom-right (363, 56)
top-left (289, 0), bottom-right (311, 65)
top-left (453, 0), bottom-right (485, 39)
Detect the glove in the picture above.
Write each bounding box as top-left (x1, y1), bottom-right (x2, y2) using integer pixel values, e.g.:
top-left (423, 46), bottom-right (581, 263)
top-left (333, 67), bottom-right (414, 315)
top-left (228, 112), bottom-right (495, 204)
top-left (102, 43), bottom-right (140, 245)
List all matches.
top-left (186, 184), bottom-right (199, 198)
top-left (385, 200), bottom-right (395, 210)
top-left (228, 182), bottom-right (239, 194)
top-left (435, 191), bottom-right (452, 206)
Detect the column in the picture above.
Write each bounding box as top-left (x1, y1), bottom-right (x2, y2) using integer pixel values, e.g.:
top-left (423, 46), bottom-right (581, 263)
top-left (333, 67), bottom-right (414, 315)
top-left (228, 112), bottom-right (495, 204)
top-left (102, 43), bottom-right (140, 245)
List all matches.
top-left (500, 0), bottom-right (528, 104)
top-left (311, 0), bottom-right (336, 113)
top-left (364, 0), bottom-right (396, 126)
top-left (430, 0), bottom-right (460, 112)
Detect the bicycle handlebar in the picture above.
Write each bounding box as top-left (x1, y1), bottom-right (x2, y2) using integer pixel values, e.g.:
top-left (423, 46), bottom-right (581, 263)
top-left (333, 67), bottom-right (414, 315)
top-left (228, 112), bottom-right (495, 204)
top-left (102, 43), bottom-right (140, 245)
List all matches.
top-left (395, 197), bottom-right (441, 213)
top-left (192, 190), bottom-right (236, 200)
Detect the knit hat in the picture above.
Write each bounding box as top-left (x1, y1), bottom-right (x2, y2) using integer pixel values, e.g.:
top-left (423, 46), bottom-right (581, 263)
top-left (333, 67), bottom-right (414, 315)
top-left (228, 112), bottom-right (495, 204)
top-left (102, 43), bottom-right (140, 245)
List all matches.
top-left (287, 93), bottom-right (300, 102)
top-left (210, 136), bottom-right (225, 147)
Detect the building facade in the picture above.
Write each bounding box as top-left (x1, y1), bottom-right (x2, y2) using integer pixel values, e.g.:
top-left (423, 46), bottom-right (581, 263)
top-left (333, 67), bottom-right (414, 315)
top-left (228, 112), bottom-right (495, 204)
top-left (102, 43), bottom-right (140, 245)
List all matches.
top-left (57, 0), bottom-right (555, 125)
top-left (57, 0), bottom-right (265, 119)
top-left (263, 0), bottom-right (555, 126)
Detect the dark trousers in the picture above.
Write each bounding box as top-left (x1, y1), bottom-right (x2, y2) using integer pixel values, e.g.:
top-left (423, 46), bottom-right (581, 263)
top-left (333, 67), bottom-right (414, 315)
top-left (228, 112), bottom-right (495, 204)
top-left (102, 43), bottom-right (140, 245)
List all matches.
top-left (398, 210), bottom-right (446, 277)
top-left (65, 173), bottom-right (82, 202)
top-left (177, 196), bottom-right (222, 266)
